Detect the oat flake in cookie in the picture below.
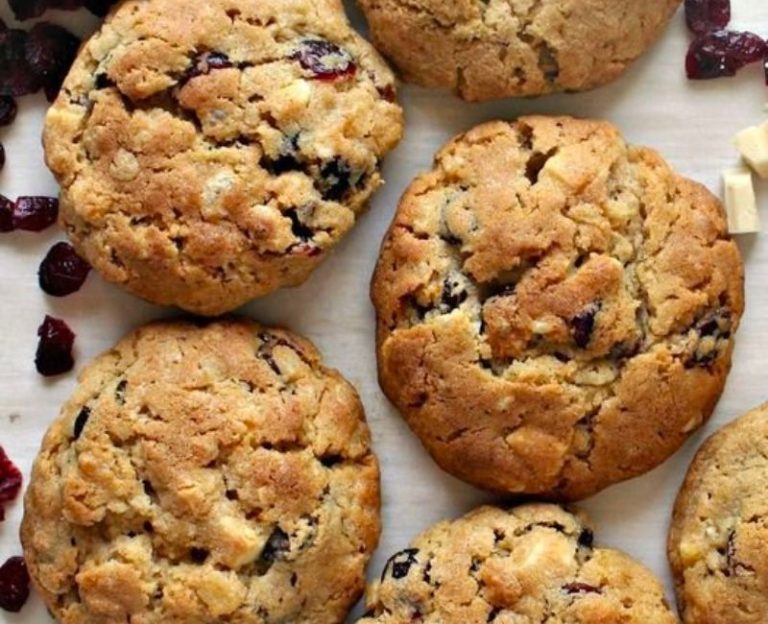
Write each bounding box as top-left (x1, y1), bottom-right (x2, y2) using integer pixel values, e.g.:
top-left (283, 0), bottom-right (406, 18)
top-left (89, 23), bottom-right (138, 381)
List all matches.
top-left (44, 0), bottom-right (403, 316)
top-left (358, 504), bottom-right (679, 623)
top-left (372, 116), bottom-right (744, 500)
top-left (669, 403), bottom-right (768, 624)
top-left (356, 0), bottom-right (681, 101)
top-left (21, 319), bottom-right (380, 623)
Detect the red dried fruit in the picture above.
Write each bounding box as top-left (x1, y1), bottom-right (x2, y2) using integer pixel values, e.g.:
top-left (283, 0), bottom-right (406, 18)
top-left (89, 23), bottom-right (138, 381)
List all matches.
top-left (25, 23), bottom-right (80, 102)
top-left (35, 315), bottom-right (76, 377)
top-left (0, 195), bottom-right (12, 232)
top-left (0, 447), bottom-right (22, 522)
top-left (291, 39), bottom-right (357, 81)
top-left (0, 96), bottom-right (17, 126)
top-left (0, 29), bottom-right (42, 97)
top-left (686, 30), bottom-right (767, 79)
top-left (0, 556), bottom-right (30, 613)
top-left (186, 51), bottom-right (233, 80)
top-left (39, 242), bottom-right (91, 297)
top-left (685, 0), bottom-right (731, 34)
top-left (13, 196), bottom-right (58, 231)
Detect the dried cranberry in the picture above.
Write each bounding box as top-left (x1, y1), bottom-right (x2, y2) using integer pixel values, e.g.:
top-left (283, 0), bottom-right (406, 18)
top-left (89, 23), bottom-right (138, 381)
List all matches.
top-left (686, 30), bottom-right (767, 79)
top-left (0, 195), bottom-right (13, 232)
top-left (291, 39), bottom-right (357, 81)
top-left (0, 96), bottom-right (17, 126)
top-left (0, 557), bottom-right (30, 613)
top-left (39, 242), bottom-right (91, 297)
top-left (25, 23), bottom-right (80, 102)
top-left (0, 447), bottom-right (22, 522)
top-left (184, 51), bottom-right (233, 82)
top-left (0, 29), bottom-right (42, 97)
top-left (13, 196), bottom-right (58, 231)
top-left (318, 158), bottom-right (353, 201)
top-left (685, 0), bottom-right (731, 34)
top-left (35, 315), bottom-right (76, 377)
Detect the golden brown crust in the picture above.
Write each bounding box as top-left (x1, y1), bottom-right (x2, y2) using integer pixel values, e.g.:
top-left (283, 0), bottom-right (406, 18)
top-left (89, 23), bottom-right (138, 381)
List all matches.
top-left (21, 318), bottom-right (380, 624)
top-left (668, 404), bottom-right (768, 624)
top-left (44, 0), bottom-right (403, 315)
top-left (371, 116), bottom-right (744, 500)
top-left (359, 504), bottom-right (679, 623)
top-left (356, 0), bottom-right (681, 101)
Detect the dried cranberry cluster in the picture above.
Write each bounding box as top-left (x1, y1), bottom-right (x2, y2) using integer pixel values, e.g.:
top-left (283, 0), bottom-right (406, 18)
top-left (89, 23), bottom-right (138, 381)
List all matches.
top-left (0, 19), bottom-right (80, 172)
top-left (685, 0), bottom-right (768, 82)
top-left (0, 447), bottom-right (28, 614)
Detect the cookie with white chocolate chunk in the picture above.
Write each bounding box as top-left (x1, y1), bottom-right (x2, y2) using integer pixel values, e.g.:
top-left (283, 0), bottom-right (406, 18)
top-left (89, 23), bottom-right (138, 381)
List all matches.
top-left (372, 116), bottom-right (744, 500)
top-left (21, 318), bottom-right (380, 624)
top-left (44, 0), bottom-right (403, 315)
top-left (669, 403), bottom-right (768, 624)
top-left (358, 504), bottom-right (679, 623)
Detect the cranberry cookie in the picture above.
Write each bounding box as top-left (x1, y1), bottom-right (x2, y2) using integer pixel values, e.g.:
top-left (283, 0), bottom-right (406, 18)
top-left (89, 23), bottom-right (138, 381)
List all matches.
top-left (44, 0), bottom-right (403, 315)
top-left (21, 318), bottom-right (380, 623)
top-left (372, 116), bottom-right (744, 500)
top-left (357, 0), bottom-right (681, 101)
top-left (669, 403), bottom-right (768, 624)
top-left (359, 504), bottom-right (679, 623)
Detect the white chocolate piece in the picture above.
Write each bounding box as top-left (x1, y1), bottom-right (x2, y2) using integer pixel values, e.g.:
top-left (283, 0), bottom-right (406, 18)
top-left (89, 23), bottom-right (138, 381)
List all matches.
top-left (735, 121), bottom-right (768, 178)
top-left (722, 168), bottom-right (760, 234)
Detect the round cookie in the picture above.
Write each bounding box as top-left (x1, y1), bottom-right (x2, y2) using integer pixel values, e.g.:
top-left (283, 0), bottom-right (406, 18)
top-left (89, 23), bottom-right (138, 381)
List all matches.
top-left (44, 0), bottom-right (403, 316)
top-left (356, 0), bottom-right (681, 101)
top-left (358, 504), bottom-right (679, 623)
top-left (668, 403), bottom-right (768, 624)
top-left (372, 116), bottom-right (744, 500)
top-left (21, 318), bottom-right (380, 624)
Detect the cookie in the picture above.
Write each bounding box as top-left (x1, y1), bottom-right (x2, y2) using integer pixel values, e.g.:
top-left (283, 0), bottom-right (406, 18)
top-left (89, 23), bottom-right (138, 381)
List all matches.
top-left (358, 504), bottom-right (679, 623)
top-left (668, 403), bottom-right (768, 623)
top-left (356, 0), bottom-right (681, 101)
top-left (21, 318), bottom-right (380, 623)
top-left (371, 116), bottom-right (744, 500)
top-left (44, 0), bottom-right (403, 316)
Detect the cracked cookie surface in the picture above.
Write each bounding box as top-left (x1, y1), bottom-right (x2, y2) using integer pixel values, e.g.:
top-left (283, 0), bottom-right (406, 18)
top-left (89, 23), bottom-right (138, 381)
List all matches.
top-left (371, 116), bottom-right (744, 500)
top-left (357, 0), bottom-right (681, 101)
top-left (669, 403), bottom-right (768, 624)
top-left (44, 0), bottom-right (403, 315)
top-left (358, 504), bottom-right (679, 623)
top-left (21, 318), bottom-right (380, 624)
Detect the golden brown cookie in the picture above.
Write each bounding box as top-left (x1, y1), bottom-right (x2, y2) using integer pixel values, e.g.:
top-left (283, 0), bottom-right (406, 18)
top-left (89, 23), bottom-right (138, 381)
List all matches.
top-left (668, 403), bottom-right (768, 624)
top-left (21, 318), bottom-right (380, 624)
top-left (358, 504), bottom-right (679, 623)
top-left (356, 0), bottom-right (681, 101)
top-left (44, 0), bottom-right (403, 315)
top-left (371, 116), bottom-right (744, 500)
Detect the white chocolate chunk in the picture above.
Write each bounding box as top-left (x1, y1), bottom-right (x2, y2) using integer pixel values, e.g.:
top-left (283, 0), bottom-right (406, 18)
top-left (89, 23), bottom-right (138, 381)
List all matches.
top-left (722, 168), bottom-right (760, 234)
top-left (735, 121), bottom-right (768, 178)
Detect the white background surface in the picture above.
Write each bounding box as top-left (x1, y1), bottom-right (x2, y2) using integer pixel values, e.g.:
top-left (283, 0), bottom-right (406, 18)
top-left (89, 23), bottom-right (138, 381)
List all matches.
top-left (1, 1), bottom-right (768, 621)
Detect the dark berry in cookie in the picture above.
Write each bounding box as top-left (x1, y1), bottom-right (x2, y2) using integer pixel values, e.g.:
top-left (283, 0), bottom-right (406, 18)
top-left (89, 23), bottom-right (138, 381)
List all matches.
top-left (318, 158), bottom-right (354, 201)
top-left (35, 315), bottom-right (76, 377)
top-left (39, 241), bottom-right (91, 297)
top-left (291, 39), bottom-right (356, 81)
top-left (383, 548), bottom-right (419, 580)
top-left (0, 557), bottom-right (29, 613)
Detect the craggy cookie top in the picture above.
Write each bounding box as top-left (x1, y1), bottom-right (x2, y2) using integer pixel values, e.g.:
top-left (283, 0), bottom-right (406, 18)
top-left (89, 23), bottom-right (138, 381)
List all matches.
top-left (44, 0), bottom-right (403, 315)
top-left (356, 0), bottom-right (681, 101)
top-left (358, 504), bottom-right (679, 623)
top-left (669, 404), bottom-right (768, 624)
top-left (21, 319), bottom-right (380, 624)
top-left (372, 116), bottom-right (743, 500)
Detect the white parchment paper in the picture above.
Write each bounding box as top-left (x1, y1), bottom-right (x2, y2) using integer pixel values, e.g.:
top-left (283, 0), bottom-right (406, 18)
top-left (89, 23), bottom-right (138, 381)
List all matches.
top-left (1, 1), bottom-right (768, 620)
